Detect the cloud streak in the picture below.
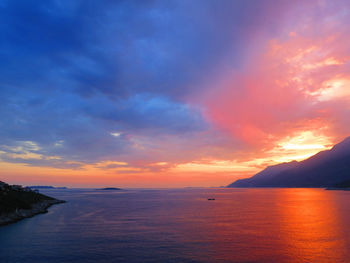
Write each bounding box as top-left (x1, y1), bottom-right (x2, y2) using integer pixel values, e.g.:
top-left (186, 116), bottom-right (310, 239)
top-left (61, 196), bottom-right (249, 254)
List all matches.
top-left (1, 0), bottom-right (350, 186)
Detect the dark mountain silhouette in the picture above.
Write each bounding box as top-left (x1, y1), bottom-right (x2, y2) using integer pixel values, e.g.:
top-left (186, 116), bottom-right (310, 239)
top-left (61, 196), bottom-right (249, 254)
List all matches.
top-left (228, 136), bottom-right (350, 188)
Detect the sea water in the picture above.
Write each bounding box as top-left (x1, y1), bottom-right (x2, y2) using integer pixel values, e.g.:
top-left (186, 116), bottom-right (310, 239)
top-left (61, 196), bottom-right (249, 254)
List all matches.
top-left (1, 188), bottom-right (350, 263)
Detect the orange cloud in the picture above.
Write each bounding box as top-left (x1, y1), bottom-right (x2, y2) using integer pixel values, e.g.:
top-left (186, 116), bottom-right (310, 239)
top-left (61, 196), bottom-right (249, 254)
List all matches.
top-left (202, 2), bottom-right (350, 159)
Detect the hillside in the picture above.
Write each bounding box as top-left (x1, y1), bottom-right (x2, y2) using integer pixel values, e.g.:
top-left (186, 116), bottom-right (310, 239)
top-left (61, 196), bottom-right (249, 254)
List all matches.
top-left (0, 181), bottom-right (65, 226)
top-left (228, 137), bottom-right (350, 188)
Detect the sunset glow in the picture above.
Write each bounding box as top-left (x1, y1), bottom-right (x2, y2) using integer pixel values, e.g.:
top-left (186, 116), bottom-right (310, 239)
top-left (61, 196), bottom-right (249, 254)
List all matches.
top-left (1, 1), bottom-right (350, 187)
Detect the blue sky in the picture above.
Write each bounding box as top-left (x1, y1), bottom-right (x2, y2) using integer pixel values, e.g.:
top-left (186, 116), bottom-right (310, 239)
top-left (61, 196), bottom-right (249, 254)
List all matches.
top-left (1, 0), bottom-right (350, 187)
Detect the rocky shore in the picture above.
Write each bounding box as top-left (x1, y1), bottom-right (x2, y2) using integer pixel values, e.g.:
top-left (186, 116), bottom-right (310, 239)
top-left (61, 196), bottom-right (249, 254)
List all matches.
top-left (0, 199), bottom-right (65, 226)
top-left (0, 181), bottom-right (66, 226)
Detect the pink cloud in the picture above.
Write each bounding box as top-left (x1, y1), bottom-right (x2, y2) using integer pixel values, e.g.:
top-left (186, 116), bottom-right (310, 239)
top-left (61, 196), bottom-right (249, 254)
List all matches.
top-left (201, 1), bottom-right (350, 155)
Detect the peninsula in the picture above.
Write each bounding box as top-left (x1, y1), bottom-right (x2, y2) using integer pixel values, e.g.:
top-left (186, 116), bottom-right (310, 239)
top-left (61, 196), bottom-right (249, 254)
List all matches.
top-left (0, 181), bottom-right (65, 226)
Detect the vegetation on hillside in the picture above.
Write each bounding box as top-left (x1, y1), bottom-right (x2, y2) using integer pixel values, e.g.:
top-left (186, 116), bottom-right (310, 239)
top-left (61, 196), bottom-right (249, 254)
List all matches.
top-left (0, 181), bottom-right (55, 214)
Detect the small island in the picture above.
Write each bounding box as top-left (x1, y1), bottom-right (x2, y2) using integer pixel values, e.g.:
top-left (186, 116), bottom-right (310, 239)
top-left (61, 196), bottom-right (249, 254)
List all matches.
top-left (97, 187), bottom-right (122, 190)
top-left (29, 186), bottom-right (68, 189)
top-left (29, 185), bottom-right (55, 189)
top-left (0, 181), bottom-right (66, 226)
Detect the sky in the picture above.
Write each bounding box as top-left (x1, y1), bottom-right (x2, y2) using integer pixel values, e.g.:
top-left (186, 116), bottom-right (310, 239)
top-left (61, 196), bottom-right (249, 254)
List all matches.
top-left (1, 0), bottom-right (350, 187)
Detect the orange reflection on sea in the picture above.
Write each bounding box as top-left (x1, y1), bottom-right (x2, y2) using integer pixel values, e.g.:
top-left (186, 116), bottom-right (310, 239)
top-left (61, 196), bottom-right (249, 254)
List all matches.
top-left (171, 188), bottom-right (350, 263)
top-left (276, 188), bottom-right (348, 263)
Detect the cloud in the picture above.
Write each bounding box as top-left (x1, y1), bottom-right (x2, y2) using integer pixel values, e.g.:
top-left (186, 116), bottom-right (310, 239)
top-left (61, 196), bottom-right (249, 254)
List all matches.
top-left (201, 0), bottom-right (350, 153)
top-left (1, 0), bottom-right (350, 185)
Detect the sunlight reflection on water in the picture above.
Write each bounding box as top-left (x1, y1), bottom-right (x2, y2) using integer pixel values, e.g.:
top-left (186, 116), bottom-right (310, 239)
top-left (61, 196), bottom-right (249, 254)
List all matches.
top-left (1, 188), bottom-right (350, 263)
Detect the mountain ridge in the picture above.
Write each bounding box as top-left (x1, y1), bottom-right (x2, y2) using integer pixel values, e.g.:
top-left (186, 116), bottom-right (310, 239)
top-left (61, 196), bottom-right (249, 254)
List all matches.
top-left (228, 136), bottom-right (350, 188)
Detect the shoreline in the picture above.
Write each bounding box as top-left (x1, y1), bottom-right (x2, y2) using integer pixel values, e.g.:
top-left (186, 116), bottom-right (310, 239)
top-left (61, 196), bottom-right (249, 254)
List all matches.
top-left (0, 199), bottom-right (66, 226)
top-left (325, 187), bottom-right (350, 191)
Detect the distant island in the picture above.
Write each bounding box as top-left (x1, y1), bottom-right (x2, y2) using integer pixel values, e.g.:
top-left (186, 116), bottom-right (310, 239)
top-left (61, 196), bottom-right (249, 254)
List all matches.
top-left (29, 186), bottom-right (67, 189)
top-left (228, 136), bottom-right (350, 189)
top-left (0, 181), bottom-right (65, 226)
top-left (97, 187), bottom-right (122, 190)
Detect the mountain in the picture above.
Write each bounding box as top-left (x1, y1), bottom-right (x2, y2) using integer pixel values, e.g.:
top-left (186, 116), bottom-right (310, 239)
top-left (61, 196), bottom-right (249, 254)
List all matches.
top-left (0, 181), bottom-right (65, 226)
top-left (228, 136), bottom-right (350, 188)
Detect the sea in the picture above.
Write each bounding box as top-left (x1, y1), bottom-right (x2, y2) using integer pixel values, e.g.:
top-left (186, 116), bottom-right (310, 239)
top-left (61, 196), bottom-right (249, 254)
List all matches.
top-left (1, 188), bottom-right (350, 263)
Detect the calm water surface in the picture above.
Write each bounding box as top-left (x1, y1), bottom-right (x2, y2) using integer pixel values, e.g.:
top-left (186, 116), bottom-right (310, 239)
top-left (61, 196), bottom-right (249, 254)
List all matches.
top-left (1, 188), bottom-right (350, 263)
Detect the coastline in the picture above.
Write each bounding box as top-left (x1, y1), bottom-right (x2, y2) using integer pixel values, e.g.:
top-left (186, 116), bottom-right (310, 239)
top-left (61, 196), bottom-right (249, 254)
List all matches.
top-left (0, 199), bottom-right (66, 226)
top-left (325, 187), bottom-right (350, 191)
